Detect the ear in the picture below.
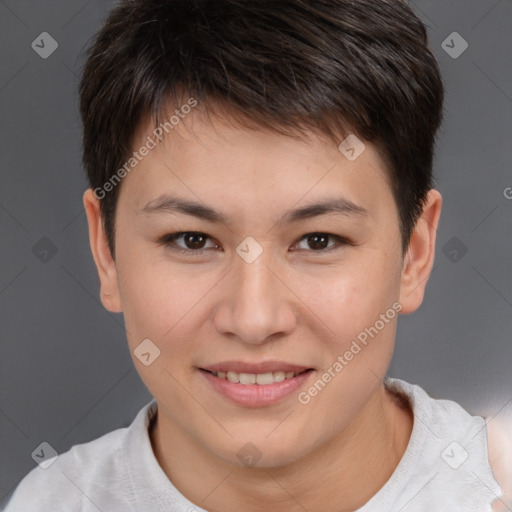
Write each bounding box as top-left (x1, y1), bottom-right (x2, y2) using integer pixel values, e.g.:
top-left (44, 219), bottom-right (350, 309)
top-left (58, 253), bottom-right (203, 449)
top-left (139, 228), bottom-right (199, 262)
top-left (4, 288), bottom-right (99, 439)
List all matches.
top-left (83, 189), bottom-right (122, 313)
top-left (399, 189), bottom-right (442, 314)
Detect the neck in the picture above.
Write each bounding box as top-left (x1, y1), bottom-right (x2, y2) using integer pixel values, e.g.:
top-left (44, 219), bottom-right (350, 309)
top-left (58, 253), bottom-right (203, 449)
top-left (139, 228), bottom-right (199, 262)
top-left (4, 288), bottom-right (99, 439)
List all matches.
top-left (150, 383), bottom-right (413, 512)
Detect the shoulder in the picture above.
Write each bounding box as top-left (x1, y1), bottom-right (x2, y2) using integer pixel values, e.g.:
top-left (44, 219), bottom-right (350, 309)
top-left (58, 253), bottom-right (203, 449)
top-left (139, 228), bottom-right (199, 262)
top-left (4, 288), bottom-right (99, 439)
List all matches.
top-left (382, 378), bottom-right (505, 511)
top-left (386, 377), bottom-right (485, 439)
top-left (487, 417), bottom-right (512, 511)
top-left (3, 402), bottom-right (155, 512)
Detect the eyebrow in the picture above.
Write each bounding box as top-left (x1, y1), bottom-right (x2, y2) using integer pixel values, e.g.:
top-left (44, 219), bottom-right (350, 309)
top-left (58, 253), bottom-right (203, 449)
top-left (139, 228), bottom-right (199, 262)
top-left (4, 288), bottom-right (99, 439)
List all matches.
top-left (138, 195), bottom-right (368, 224)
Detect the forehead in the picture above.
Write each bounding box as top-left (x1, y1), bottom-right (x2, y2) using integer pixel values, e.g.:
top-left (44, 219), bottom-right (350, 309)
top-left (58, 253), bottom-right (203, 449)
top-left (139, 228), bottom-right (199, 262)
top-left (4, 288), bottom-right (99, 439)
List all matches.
top-left (119, 107), bottom-right (395, 223)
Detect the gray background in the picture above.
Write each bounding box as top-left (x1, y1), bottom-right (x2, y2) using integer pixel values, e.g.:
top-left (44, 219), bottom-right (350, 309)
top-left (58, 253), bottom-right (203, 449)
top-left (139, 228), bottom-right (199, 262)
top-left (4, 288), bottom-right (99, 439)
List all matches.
top-left (0, 0), bottom-right (511, 504)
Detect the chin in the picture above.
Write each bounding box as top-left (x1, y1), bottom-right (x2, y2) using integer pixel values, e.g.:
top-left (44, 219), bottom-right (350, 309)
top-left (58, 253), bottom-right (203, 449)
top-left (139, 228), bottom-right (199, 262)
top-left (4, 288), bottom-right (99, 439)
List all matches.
top-left (212, 432), bottom-right (313, 469)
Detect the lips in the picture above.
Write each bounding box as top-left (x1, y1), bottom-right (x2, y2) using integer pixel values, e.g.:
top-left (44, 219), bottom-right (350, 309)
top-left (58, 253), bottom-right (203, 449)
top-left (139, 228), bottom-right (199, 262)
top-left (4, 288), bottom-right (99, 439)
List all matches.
top-left (203, 369), bottom-right (306, 385)
top-left (198, 360), bottom-right (315, 406)
top-left (200, 360), bottom-right (311, 375)
top-left (199, 361), bottom-right (312, 385)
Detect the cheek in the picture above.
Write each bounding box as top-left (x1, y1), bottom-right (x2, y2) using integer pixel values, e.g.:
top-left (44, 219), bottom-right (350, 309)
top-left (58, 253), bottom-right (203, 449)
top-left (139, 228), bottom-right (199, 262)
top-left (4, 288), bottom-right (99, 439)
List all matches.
top-left (116, 252), bottom-right (219, 363)
top-left (116, 260), bottom-right (202, 401)
top-left (297, 251), bottom-right (400, 343)
top-left (115, 248), bottom-right (183, 341)
top-left (293, 262), bottom-right (399, 437)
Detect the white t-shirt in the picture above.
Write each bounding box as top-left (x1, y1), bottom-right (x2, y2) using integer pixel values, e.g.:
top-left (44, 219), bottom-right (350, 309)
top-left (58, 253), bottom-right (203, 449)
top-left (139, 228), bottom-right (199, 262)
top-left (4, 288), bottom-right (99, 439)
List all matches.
top-left (2, 378), bottom-right (505, 511)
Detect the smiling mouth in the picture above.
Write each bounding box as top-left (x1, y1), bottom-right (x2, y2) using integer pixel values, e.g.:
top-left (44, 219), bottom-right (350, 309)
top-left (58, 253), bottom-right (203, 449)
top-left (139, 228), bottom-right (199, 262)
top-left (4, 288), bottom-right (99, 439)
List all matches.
top-left (200, 368), bottom-right (313, 385)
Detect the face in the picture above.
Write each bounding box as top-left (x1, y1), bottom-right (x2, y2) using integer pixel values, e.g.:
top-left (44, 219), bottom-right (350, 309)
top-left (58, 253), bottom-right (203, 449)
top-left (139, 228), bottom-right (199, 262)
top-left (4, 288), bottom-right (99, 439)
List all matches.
top-left (85, 106), bottom-right (440, 468)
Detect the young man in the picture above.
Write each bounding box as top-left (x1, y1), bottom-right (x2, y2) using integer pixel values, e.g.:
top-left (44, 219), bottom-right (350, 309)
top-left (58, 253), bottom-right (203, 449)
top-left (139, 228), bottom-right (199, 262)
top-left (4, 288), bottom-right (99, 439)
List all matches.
top-left (4, 0), bottom-right (509, 510)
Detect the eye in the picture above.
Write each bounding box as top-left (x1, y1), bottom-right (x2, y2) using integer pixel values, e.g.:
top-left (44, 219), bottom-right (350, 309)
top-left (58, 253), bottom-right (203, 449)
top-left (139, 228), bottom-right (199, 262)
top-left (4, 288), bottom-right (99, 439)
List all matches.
top-left (293, 232), bottom-right (349, 253)
top-left (157, 231), bottom-right (220, 255)
top-left (156, 231), bottom-right (350, 256)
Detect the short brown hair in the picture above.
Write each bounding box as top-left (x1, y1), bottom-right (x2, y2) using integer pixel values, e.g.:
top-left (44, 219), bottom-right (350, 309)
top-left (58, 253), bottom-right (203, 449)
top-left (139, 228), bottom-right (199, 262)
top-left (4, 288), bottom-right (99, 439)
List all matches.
top-left (79, 0), bottom-right (444, 258)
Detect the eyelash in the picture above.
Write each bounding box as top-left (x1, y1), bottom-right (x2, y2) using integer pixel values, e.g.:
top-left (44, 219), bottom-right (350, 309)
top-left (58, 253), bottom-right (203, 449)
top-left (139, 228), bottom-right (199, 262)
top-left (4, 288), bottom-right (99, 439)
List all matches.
top-left (156, 231), bottom-right (351, 256)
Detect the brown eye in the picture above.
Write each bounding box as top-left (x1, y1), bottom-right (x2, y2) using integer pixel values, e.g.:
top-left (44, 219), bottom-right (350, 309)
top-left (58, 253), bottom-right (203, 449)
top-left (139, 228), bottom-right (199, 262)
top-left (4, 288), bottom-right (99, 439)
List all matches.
top-left (306, 233), bottom-right (330, 250)
top-left (158, 232), bottom-right (218, 254)
top-left (294, 232), bottom-right (348, 252)
top-left (181, 232), bottom-right (208, 250)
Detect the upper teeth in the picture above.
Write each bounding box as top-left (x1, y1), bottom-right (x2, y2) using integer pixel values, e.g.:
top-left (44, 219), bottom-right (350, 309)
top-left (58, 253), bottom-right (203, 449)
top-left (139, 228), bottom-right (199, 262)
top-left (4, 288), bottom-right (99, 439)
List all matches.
top-left (213, 370), bottom-right (299, 385)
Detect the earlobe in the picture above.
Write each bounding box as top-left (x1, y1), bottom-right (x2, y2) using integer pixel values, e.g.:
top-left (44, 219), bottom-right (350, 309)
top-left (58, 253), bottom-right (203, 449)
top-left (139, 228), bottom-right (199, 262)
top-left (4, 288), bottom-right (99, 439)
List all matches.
top-left (83, 189), bottom-right (123, 313)
top-left (399, 189), bottom-right (442, 314)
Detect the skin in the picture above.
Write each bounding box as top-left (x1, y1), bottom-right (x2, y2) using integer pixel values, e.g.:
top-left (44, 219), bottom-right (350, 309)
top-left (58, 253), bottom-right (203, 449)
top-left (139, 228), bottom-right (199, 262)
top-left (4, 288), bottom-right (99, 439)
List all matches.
top-left (84, 105), bottom-right (442, 512)
top-left (488, 420), bottom-right (512, 510)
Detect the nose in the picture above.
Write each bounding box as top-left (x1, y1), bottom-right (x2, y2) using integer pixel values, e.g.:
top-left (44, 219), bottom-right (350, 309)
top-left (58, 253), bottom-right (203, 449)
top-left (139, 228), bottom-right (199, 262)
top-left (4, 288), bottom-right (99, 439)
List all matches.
top-left (212, 252), bottom-right (298, 345)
